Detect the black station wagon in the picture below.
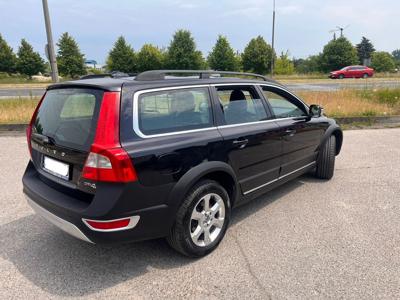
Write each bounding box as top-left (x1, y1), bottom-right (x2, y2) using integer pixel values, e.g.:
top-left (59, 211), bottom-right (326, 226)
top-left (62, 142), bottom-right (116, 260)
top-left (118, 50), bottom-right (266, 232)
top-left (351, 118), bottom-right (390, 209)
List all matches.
top-left (23, 70), bottom-right (343, 257)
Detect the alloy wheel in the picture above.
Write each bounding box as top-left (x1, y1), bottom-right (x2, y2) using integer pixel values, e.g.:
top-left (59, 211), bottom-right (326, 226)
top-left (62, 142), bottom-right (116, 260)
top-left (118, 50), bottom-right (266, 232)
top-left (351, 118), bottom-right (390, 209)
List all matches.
top-left (189, 193), bottom-right (226, 247)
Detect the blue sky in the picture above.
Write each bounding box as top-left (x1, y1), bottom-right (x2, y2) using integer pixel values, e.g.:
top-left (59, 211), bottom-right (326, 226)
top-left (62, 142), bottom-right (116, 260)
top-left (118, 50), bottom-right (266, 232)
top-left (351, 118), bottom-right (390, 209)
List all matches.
top-left (1, 0), bottom-right (399, 64)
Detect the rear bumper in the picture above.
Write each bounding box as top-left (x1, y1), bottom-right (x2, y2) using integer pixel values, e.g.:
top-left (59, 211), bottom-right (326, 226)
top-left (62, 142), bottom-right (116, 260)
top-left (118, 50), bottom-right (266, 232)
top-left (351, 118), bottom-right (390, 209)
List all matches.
top-left (26, 195), bottom-right (93, 243)
top-left (23, 161), bottom-right (175, 244)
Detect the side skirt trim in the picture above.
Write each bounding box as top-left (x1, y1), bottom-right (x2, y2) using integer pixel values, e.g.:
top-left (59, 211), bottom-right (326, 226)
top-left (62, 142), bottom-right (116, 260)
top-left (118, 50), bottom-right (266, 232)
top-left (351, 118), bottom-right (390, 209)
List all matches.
top-left (243, 161), bottom-right (316, 195)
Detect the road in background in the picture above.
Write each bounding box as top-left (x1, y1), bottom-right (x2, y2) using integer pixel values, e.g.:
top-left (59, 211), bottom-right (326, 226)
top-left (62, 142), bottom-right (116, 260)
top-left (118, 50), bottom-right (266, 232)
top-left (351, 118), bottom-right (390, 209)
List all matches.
top-left (0, 88), bottom-right (45, 98)
top-left (1, 128), bottom-right (400, 299)
top-left (286, 79), bottom-right (400, 91)
top-left (0, 78), bottom-right (400, 98)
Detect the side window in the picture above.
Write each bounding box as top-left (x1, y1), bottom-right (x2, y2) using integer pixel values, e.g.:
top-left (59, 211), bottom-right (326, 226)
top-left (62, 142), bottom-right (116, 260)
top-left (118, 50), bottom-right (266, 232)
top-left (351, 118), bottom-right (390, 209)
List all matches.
top-left (217, 86), bottom-right (268, 125)
top-left (138, 87), bottom-right (212, 135)
top-left (262, 88), bottom-right (307, 118)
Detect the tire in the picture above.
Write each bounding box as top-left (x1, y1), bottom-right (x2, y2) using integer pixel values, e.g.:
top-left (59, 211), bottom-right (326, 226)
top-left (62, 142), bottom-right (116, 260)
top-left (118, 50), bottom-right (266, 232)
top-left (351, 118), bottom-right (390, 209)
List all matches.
top-left (315, 135), bottom-right (336, 180)
top-left (363, 73), bottom-right (369, 79)
top-left (339, 74), bottom-right (344, 79)
top-left (167, 180), bottom-right (231, 257)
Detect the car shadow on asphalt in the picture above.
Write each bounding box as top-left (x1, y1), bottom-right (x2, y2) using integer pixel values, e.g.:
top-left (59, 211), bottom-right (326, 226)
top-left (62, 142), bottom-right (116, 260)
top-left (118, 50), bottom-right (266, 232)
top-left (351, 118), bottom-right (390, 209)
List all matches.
top-left (0, 174), bottom-right (314, 297)
top-left (230, 176), bottom-right (307, 226)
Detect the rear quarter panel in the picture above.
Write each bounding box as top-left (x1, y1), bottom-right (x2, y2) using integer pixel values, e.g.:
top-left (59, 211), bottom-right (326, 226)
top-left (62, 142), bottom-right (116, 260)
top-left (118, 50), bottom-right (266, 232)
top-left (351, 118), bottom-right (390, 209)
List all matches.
top-left (119, 85), bottom-right (226, 205)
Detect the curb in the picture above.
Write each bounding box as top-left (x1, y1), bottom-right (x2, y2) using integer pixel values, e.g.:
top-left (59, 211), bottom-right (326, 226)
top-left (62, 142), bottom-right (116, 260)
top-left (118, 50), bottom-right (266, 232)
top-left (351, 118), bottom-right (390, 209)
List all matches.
top-left (1, 116), bottom-right (400, 132)
top-left (0, 124), bottom-right (27, 132)
top-left (334, 115), bottom-right (400, 125)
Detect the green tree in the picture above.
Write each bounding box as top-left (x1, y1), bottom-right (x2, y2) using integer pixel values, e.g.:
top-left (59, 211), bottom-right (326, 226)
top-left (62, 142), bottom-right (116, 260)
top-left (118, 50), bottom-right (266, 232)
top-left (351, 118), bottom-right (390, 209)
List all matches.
top-left (16, 39), bottom-right (45, 78)
top-left (356, 37), bottom-right (375, 64)
top-left (274, 51), bottom-right (295, 75)
top-left (320, 37), bottom-right (358, 72)
top-left (371, 51), bottom-right (396, 72)
top-left (0, 34), bottom-right (17, 73)
top-left (293, 55), bottom-right (323, 73)
top-left (207, 35), bottom-right (239, 71)
top-left (106, 36), bottom-right (136, 73)
top-left (136, 44), bottom-right (164, 72)
top-left (235, 52), bottom-right (243, 71)
top-left (392, 49), bottom-right (400, 67)
top-left (242, 36), bottom-right (274, 74)
top-left (165, 29), bottom-right (205, 69)
top-left (293, 53), bottom-right (322, 74)
top-left (57, 32), bottom-right (86, 77)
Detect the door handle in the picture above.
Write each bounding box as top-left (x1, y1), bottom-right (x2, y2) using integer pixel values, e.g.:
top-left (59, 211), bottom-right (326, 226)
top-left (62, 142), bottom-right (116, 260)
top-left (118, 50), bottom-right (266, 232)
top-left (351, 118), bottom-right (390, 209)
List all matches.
top-left (232, 138), bottom-right (249, 149)
top-left (284, 129), bottom-right (296, 137)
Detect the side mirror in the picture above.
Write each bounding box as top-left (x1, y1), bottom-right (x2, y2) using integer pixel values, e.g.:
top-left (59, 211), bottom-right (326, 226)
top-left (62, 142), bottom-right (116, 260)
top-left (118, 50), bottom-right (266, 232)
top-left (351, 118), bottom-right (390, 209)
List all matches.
top-left (309, 104), bottom-right (323, 117)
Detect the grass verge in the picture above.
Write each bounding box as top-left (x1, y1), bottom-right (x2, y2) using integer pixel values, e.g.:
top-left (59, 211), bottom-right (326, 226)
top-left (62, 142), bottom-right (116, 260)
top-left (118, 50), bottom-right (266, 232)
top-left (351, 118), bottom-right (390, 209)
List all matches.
top-left (0, 88), bottom-right (400, 124)
top-left (297, 88), bottom-right (400, 118)
top-left (0, 98), bottom-right (40, 124)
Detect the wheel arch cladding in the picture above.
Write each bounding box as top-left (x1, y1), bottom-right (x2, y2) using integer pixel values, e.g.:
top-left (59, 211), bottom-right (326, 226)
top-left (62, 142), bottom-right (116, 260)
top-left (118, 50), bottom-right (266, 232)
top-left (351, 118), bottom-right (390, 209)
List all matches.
top-left (332, 129), bottom-right (343, 155)
top-left (167, 161), bottom-right (239, 209)
top-left (319, 125), bottom-right (343, 156)
top-left (200, 171), bottom-right (236, 206)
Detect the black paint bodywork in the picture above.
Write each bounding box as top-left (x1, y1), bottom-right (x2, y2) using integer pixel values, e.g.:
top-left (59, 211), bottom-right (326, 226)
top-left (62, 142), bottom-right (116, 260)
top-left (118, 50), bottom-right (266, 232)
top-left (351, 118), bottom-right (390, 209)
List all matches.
top-left (23, 77), bottom-right (343, 243)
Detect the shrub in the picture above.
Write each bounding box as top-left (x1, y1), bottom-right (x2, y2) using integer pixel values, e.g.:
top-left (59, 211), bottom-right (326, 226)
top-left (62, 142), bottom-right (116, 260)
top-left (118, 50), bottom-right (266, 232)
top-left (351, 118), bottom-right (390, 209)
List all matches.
top-left (371, 52), bottom-right (396, 72)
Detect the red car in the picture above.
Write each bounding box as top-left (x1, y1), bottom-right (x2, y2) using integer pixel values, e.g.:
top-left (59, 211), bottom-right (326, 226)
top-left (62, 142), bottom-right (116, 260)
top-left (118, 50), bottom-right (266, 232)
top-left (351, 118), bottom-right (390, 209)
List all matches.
top-left (329, 65), bottom-right (374, 79)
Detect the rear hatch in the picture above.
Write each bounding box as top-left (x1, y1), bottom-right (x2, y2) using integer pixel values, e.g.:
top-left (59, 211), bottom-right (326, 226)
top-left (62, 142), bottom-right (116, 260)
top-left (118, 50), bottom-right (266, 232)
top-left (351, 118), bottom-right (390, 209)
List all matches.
top-left (30, 88), bottom-right (104, 194)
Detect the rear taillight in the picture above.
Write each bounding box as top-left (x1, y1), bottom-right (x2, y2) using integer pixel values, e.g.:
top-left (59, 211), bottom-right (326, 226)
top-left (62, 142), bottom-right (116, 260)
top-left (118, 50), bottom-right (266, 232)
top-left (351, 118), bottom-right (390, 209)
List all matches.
top-left (81, 92), bottom-right (137, 183)
top-left (26, 93), bottom-right (46, 157)
top-left (82, 147), bottom-right (137, 182)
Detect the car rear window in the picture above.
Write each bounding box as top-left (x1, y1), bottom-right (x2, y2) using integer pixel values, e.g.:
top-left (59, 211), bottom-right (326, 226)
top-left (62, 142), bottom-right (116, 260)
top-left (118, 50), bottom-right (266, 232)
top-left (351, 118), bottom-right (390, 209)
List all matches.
top-left (33, 88), bottom-right (103, 152)
top-left (137, 87), bottom-right (213, 135)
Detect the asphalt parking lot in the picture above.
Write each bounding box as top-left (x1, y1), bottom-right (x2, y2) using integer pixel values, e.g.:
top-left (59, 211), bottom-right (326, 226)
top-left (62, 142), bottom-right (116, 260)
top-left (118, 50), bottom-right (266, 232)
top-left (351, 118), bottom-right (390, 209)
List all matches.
top-left (1, 128), bottom-right (399, 299)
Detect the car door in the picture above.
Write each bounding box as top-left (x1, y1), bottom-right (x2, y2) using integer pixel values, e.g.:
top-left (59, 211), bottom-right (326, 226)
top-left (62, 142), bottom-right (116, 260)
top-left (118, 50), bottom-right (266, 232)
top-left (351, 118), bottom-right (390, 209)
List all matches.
top-left (355, 67), bottom-right (364, 78)
top-left (349, 67), bottom-right (360, 78)
top-left (358, 66), bottom-right (368, 78)
top-left (342, 67), bottom-right (349, 78)
top-left (261, 85), bottom-right (325, 176)
top-left (213, 85), bottom-right (281, 195)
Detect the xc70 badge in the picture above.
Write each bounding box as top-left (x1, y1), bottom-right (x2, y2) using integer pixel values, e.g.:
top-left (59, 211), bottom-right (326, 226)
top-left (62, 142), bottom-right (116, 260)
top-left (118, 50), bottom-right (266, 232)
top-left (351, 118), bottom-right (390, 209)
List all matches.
top-left (32, 141), bottom-right (66, 157)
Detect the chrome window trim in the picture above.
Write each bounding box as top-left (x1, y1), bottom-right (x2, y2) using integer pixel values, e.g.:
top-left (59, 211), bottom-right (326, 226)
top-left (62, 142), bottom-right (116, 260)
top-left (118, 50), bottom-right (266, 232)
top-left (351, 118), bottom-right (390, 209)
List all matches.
top-left (216, 117), bottom-right (298, 129)
top-left (211, 82), bottom-right (309, 111)
top-left (257, 83), bottom-right (309, 109)
top-left (132, 85), bottom-right (214, 139)
top-left (243, 161), bottom-right (316, 195)
top-left (132, 83), bottom-right (309, 139)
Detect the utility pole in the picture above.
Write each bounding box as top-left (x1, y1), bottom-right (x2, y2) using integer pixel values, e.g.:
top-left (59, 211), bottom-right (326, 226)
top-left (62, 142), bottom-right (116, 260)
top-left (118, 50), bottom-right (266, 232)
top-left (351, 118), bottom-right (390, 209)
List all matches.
top-left (270, 0), bottom-right (276, 77)
top-left (42, 0), bottom-right (59, 82)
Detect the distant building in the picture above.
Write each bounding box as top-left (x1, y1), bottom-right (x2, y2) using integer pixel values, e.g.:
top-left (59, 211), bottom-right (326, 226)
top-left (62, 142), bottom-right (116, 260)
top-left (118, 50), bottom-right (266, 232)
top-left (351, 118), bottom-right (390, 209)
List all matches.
top-left (85, 59), bottom-right (104, 70)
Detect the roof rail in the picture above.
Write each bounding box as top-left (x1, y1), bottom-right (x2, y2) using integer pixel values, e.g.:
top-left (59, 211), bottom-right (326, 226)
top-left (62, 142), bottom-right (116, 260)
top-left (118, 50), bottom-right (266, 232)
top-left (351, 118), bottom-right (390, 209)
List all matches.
top-left (80, 71), bottom-right (136, 80)
top-left (135, 70), bottom-right (272, 82)
top-left (80, 73), bottom-right (112, 79)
